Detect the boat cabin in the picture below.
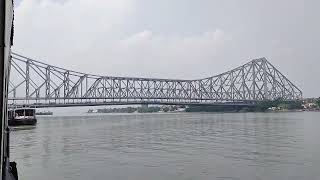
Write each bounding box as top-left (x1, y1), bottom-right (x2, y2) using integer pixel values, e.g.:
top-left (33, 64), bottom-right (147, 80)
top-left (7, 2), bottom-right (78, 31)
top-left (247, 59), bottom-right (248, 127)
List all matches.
top-left (8, 108), bottom-right (36, 120)
top-left (8, 108), bottom-right (37, 126)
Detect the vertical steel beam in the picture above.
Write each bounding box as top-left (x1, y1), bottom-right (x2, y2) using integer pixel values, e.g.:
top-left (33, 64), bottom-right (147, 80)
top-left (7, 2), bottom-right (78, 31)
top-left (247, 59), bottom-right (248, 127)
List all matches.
top-left (63, 71), bottom-right (69, 98)
top-left (85, 75), bottom-right (88, 99)
top-left (25, 60), bottom-right (30, 100)
top-left (199, 80), bottom-right (202, 102)
top-left (45, 66), bottom-right (51, 98)
top-left (252, 61), bottom-right (256, 100)
top-left (263, 59), bottom-right (268, 100)
top-left (242, 67), bottom-right (246, 100)
top-left (230, 71), bottom-right (234, 100)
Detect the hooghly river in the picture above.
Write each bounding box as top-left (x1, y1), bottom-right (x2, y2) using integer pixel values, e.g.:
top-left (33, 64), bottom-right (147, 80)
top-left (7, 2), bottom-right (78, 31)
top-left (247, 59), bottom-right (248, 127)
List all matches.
top-left (10, 112), bottom-right (320, 180)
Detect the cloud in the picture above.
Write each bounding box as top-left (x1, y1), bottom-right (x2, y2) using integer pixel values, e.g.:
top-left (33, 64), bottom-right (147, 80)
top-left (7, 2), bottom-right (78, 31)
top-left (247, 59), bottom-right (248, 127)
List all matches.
top-left (112, 29), bottom-right (231, 79)
top-left (12, 0), bottom-right (318, 97)
top-left (13, 0), bottom-right (133, 63)
top-left (13, 0), bottom-right (232, 80)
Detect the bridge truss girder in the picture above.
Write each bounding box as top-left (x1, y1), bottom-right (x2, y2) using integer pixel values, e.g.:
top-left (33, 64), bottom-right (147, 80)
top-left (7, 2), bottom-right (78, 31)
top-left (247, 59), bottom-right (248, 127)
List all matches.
top-left (8, 53), bottom-right (302, 107)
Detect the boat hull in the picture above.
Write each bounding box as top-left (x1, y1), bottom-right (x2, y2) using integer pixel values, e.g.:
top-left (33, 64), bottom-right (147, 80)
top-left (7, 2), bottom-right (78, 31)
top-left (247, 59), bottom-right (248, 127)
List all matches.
top-left (9, 119), bottom-right (37, 126)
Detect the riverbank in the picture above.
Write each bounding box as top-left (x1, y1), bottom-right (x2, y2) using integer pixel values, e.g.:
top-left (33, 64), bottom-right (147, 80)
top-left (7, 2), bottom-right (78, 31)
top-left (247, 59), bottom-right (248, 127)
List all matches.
top-left (86, 99), bottom-right (319, 114)
top-left (87, 106), bottom-right (186, 114)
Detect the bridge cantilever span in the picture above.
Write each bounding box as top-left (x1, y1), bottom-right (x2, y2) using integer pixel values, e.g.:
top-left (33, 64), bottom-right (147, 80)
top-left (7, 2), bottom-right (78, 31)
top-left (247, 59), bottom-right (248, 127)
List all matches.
top-left (8, 53), bottom-right (302, 108)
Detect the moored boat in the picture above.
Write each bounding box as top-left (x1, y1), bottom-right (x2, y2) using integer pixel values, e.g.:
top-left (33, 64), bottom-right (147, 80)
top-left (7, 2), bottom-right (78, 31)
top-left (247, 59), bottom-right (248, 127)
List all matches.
top-left (8, 108), bottom-right (37, 126)
top-left (36, 111), bottom-right (53, 115)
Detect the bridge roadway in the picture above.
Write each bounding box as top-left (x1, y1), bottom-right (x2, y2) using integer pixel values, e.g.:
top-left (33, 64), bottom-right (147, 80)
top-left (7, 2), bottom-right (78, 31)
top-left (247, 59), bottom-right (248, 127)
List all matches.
top-left (8, 100), bottom-right (257, 108)
top-left (8, 53), bottom-right (302, 108)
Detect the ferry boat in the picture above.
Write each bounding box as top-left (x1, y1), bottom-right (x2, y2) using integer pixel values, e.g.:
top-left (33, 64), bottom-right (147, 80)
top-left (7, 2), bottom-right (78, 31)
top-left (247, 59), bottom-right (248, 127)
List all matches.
top-left (8, 108), bottom-right (37, 126)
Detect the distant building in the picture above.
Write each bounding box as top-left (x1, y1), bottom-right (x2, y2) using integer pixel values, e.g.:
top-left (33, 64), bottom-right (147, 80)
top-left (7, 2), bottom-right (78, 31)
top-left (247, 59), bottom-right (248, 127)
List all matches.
top-left (302, 103), bottom-right (317, 109)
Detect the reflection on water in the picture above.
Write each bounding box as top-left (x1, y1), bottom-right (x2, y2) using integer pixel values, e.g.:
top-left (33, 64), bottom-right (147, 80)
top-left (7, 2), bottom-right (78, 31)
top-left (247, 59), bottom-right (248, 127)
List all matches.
top-left (10, 112), bottom-right (320, 180)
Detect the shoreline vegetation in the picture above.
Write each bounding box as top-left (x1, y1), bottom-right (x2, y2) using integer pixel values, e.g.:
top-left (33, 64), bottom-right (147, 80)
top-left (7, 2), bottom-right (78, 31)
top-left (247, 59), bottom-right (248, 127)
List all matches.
top-left (186, 99), bottom-right (305, 113)
top-left (88, 106), bottom-right (186, 114)
top-left (87, 98), bottom-right (320, 114)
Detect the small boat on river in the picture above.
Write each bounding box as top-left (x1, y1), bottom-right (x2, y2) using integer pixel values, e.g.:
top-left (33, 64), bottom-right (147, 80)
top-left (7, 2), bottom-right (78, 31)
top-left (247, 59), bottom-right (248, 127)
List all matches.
top-left (8, 108), bottom-right (37, 126)
top-left (36, 111), bottom-right (53, 115)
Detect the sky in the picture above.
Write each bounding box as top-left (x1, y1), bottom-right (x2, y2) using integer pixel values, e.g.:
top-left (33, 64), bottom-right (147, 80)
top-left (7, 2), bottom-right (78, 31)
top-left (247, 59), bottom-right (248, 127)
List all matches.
top-left (12, 0), bottom-right (320, 97)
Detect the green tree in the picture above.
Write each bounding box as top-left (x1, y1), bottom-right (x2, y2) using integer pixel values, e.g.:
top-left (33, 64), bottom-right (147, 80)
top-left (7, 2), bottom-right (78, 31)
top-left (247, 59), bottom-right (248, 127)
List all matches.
top-left (255, 99), bottom-right (282, 112)
top-left (316, 99), bottom-right (320, 107)
top-left (162, 106), bottom-right (170, 112)
top-left (254, 98), bottom-right (302, 111)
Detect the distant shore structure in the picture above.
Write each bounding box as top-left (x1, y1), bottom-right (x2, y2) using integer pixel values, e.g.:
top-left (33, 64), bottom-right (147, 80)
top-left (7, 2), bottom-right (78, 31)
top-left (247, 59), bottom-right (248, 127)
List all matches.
top-left (35, 111), bottom-right (53, 116)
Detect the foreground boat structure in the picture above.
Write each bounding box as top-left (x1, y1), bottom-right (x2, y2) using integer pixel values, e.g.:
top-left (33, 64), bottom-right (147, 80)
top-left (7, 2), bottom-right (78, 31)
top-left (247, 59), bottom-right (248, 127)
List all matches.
top-left (1, 0), bottom-right (18, 179)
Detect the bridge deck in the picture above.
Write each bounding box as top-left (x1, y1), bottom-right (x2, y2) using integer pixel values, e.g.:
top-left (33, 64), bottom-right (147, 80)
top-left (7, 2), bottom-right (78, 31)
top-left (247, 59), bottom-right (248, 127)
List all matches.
top-left (9, 101), bottom-right (256, 108)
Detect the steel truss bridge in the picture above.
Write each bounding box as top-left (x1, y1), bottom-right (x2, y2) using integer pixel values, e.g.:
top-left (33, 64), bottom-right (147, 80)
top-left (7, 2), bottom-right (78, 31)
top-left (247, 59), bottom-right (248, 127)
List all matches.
top-left (8, 53), bottom-right (302, 108)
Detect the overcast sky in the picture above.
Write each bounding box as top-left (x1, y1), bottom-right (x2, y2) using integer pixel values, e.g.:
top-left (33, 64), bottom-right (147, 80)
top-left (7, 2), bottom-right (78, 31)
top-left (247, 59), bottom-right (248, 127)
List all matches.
top-left (13, 0), bottom-right (319, 97)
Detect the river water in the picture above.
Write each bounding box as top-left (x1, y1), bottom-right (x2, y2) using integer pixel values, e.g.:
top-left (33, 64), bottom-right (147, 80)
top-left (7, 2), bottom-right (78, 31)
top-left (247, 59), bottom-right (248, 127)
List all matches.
top-left (10, 112), bottom-right (320, 180)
